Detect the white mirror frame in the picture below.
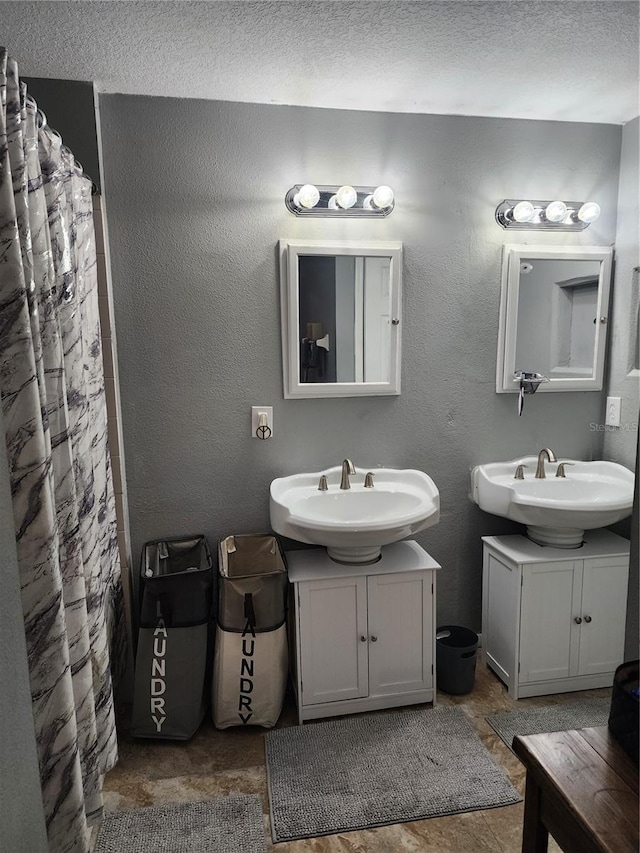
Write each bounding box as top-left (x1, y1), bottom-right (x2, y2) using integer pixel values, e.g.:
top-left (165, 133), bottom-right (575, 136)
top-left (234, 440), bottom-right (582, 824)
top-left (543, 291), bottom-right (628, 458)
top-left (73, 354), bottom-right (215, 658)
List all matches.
top-left (496, 244), bottom-right (613, 393)
top-left (279, 239), bottom-right (403, 399)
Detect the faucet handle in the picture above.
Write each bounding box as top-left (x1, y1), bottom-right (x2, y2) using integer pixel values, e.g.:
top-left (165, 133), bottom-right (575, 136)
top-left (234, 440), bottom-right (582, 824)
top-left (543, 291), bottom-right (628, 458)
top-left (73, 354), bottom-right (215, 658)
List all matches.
top-left (514, 464), bottom-right (528, 480)
top-left (364, 472), bottom-right (375, 488)
top-left (318, 475), bottom-right (328, 491)
top-left (555, 462), bottom-right (574, 478)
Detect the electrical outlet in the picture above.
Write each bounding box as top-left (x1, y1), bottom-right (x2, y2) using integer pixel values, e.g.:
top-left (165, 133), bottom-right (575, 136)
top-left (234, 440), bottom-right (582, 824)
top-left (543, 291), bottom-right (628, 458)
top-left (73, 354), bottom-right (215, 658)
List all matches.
top-left (605, 396), bottom-right (621, 427)
top-left (251, 406), bottom-right (273, 439)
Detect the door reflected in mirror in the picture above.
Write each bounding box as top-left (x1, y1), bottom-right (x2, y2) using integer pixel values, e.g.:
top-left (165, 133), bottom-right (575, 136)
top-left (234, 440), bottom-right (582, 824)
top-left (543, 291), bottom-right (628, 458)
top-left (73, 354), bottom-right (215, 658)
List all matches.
top-left (279, 240), bottom-right (402, 398)
top-left (497, 245), bottom-right (613, 393)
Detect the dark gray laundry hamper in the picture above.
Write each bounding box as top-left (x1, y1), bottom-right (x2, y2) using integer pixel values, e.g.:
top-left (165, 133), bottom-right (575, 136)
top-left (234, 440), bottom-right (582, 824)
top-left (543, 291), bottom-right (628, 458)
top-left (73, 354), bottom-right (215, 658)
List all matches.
top-left (212, 534), bottom-right (288, 729)
top-left (436, 625), bottom-right (479, 695)
top-left (131, 535), bottom-right (214, 739)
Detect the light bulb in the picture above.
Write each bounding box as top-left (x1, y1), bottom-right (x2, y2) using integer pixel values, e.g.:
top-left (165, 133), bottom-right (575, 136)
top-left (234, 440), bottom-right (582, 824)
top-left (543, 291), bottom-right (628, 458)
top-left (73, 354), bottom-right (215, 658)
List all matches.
top-left (336, 185), bottom-right (357, 209)
top-left (372, 185), bottom-right (394, 209)
top-left (296, 184), bottom-right (320, 209)
top-left (327, 195), bottom-right (339, 209)
top-left (545, 200), bottom-right (567, 222)
top-left (577, 202), bottom-right (600, 223)
top-left (512, 201), bottom-right (535, 223)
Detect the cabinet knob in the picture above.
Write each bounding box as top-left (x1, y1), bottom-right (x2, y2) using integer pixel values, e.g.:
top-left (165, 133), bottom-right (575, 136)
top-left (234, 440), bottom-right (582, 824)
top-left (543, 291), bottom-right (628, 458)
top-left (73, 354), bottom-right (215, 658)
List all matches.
top-left (574, 616), bottom-right (582, 624)
top-left (584, 615), bottom-right (592, 623)
top-left (360, 635), bottom-right (367, 642)
top-left (370, 635), bottom-right (378, 642)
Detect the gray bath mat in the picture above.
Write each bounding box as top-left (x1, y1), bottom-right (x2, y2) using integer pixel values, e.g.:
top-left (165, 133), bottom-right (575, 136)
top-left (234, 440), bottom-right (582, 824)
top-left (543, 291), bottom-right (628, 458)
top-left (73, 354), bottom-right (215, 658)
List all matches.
top-left (264, 706), bottom-right (521, 842)
top-left (487, 695), bottom-right (611, 752)
top-left (94, 795), bottom-right (266, 853)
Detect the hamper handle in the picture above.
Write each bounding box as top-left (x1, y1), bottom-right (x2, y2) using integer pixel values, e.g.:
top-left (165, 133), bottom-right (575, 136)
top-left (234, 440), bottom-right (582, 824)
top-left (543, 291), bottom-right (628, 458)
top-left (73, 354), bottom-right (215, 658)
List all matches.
top-left (244, 593), bottom-right (256, 629)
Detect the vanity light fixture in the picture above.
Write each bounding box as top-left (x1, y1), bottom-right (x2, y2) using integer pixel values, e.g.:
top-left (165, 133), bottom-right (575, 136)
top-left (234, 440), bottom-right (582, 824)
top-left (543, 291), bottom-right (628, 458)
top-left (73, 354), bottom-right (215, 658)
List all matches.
top-left (285, 184), bottom-right (395, 217)
top-left (495, 199), bottom-right (601, 231)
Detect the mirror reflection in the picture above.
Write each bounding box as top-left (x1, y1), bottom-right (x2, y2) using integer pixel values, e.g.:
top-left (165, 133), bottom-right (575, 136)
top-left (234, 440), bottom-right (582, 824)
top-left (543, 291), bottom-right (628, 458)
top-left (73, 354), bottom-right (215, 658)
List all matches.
top-left (279, 239), bottom-right (402, 399)
top-left (515, 258), bottom-right (602, 378)
top-left (496, 245), bottom-right (613, 394)
top-left (298, 255), bottom-right (391, 384)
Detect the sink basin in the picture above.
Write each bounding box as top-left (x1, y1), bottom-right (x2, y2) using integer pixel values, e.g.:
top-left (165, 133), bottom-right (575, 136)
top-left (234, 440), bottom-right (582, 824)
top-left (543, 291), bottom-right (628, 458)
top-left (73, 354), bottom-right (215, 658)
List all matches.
top-left (270, 466), bottom-right (439, 563)
top-left (471, 457), bottom-right (634, 547)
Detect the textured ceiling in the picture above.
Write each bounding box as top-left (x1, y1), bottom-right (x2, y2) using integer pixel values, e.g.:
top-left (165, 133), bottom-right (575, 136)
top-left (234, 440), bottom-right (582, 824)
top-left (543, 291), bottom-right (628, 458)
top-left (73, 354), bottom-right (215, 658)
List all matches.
top-left (1, 1), bottom-right (638, 124)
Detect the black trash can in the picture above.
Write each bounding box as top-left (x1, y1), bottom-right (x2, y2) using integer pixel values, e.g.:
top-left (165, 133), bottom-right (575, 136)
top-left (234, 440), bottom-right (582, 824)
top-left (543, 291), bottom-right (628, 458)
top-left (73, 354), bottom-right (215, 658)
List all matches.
top-left (131, 535), bottom-right (214, 739)
top-left (436, 625), bottom-right (478, 695)
top-left (608, 659), bottom-right (639, 764)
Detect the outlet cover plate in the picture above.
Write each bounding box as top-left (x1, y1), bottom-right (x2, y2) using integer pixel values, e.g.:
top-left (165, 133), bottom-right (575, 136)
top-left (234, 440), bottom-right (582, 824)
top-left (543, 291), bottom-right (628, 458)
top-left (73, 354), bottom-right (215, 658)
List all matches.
top-left (251, 406), bottom-right (273, 439)
top-left (605, 396), bottom-right (621, 427)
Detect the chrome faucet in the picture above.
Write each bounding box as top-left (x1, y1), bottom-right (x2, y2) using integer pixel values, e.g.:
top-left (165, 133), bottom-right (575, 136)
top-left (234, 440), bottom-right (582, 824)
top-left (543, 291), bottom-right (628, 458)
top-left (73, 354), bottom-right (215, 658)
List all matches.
top-left (340, 458), bottom-right (356, 490)
top-left (535, 448), bottom-right (557, 479)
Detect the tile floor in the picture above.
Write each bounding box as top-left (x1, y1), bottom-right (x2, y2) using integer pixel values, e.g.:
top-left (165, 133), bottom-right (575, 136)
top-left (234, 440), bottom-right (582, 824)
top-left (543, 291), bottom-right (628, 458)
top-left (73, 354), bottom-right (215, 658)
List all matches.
top-left (102, 662), bottom-right (611, 852)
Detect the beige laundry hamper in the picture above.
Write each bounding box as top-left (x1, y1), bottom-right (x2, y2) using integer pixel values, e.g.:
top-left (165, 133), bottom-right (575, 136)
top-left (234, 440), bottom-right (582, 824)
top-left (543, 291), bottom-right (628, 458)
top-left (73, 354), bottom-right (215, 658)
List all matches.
top-left (212, 534), bottom-right (288, 729)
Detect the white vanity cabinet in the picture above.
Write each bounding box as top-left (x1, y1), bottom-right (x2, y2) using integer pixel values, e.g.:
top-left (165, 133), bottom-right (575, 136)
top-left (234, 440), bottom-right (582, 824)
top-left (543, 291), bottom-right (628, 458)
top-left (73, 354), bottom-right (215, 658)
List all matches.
top-left (286, 540), bottom-right (440, 723)
top-left (482, 530), bottom-right (630, 699)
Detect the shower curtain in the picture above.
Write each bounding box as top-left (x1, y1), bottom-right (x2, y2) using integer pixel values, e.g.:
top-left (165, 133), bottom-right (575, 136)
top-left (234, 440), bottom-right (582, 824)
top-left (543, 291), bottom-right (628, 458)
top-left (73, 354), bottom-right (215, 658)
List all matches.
top-left (0, 50), bottom-right (123, 853)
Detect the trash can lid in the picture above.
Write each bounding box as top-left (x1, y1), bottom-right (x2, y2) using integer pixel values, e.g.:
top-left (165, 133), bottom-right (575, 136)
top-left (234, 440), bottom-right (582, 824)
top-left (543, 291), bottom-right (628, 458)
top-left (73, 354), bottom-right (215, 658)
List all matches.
top-left (436, 625), bottom-right (478, 648)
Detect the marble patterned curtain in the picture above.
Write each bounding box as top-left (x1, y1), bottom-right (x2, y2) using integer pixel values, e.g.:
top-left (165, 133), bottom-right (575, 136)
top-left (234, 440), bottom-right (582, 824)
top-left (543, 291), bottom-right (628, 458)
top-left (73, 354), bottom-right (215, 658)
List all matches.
top-left (0, 50), bottom-right (123, 852)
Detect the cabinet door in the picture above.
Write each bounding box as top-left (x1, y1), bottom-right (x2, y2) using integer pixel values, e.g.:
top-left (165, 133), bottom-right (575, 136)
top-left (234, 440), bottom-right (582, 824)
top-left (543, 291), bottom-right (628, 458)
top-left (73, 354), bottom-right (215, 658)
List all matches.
top-left (577, 559), bottom-right (629, 676)
top-left (483, 551), bottom-right (520, 684)
top-left (297, 576), bottom-right (369, 705)
top-left (520, 562), bottom-right (579, 683)
top-left (367, 570), bottom-right (433, 697)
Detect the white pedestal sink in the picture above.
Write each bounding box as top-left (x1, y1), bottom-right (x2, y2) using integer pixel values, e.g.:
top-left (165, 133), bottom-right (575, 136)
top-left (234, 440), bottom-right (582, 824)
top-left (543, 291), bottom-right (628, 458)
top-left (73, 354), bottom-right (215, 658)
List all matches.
top-left (470, 457), bottom-right (634, 547)
top-left (270, 466), bottom-right (439, 563)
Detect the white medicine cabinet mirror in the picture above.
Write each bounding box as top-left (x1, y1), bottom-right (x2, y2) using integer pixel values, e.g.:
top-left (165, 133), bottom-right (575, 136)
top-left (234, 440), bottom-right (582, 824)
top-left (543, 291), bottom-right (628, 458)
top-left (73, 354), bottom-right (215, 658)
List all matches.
top-left (279, 239), bottom-right (403, 398)
top-left (496, 245), bottom-right (613, 393)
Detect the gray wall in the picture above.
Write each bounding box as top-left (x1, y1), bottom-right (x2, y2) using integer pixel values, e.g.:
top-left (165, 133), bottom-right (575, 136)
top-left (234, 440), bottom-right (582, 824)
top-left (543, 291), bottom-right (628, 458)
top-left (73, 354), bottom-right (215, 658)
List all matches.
top-left (627, 437), bottom-right (639, 659)
top-left (23, 77), bottom-right (100, 191)
top-left (0, 410), bottom-right (48, 851)
top-left (603, 116), bottom-right (639, 468)
top-left (604, 116), bottom-right (640, 656)
top-left (99, 95), bottom-right (622, 631)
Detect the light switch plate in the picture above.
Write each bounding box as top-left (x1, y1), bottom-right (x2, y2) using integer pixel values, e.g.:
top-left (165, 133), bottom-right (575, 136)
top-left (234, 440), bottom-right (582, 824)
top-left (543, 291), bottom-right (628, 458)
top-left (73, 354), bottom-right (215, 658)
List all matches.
top-left (605, 396), bottom-right (621, 427)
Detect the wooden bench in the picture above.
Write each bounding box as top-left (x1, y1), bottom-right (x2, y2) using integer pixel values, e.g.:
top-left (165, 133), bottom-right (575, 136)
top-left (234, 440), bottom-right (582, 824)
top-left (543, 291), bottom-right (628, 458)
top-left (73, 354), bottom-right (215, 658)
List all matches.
top-left (513, 726), bottom-right (638, 853)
